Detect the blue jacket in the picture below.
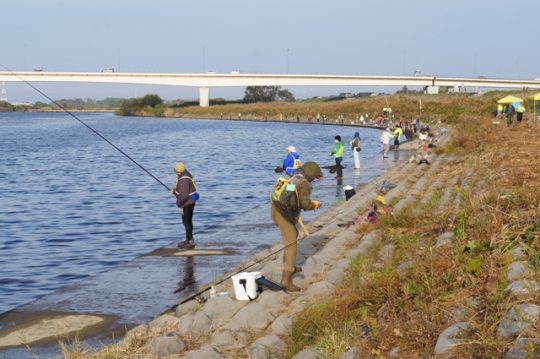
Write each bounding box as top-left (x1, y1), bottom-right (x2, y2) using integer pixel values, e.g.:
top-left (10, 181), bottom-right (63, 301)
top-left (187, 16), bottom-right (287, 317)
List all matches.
top-left (282, 152), bottom-right (301, 175)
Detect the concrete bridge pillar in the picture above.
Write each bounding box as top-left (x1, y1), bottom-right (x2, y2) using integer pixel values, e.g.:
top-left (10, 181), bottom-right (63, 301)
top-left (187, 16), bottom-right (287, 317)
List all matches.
top-left (199, 87), bottom-right (209, 107)
top-left (425, 86), bottom-right (440, 95)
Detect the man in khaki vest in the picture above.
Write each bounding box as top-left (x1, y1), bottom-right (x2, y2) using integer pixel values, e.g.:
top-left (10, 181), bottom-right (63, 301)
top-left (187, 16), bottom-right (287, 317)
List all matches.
top-left (271, 161), bottom-right (322, 291)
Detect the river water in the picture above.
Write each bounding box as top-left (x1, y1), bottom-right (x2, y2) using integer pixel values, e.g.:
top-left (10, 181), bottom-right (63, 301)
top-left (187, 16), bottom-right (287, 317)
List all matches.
top-left (0, 112), bottom-right (394, 317)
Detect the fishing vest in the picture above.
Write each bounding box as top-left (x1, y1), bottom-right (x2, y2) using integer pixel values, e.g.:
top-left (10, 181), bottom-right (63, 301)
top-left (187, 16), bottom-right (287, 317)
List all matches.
top-left (284, 153), bottom-right (301, 174)
top-left (177, 175), bottom-right (199, 202)
top-left (271, 174), bottom-right (304, 222)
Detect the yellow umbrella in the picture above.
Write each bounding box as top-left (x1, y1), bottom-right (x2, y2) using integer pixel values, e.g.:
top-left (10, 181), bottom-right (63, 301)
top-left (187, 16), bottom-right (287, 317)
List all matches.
top-left (531, 93), bottom-right (540, 121)
top-left (497, 95), bottom-right (524, 104)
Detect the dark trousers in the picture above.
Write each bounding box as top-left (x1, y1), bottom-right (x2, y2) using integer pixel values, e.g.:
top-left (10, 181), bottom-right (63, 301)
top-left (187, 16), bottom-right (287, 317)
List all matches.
top-left (507, 114), bottom-right (513, 126)
top-left (517, 112), bottom-right (523, 123)
top-left (335, 157), bottom-right (343, 177)
top-left (181, 203), bottom-right (195, 241)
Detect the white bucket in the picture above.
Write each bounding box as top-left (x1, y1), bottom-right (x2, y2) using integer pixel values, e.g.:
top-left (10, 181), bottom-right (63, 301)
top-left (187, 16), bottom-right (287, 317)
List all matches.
top-left (231, 272), bottom-right (262, 301)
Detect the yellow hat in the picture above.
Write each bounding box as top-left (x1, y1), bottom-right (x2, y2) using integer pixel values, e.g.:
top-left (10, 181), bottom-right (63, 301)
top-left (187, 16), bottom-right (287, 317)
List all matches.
top-left (174, 162), bottom-right (186, 173)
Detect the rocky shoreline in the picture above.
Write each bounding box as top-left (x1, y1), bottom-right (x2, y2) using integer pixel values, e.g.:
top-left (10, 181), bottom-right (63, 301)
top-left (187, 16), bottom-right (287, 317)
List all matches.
top-left (102, 133), bottom-right (445, 358)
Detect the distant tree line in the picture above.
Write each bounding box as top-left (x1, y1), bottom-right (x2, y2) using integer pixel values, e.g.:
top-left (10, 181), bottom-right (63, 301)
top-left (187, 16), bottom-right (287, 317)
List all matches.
top-left (0, 100), bottom-right (15, 112)
top-left (116, 94), bottom-right (164, 116)
top-left (55, 97), bottom-right (125, 110)
top-left (115, 86), bottom-right (296, 116)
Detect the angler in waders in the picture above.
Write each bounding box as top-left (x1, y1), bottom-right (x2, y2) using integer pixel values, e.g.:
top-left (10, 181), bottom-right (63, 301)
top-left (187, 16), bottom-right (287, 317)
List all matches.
top-left (171, 163), bottom-right (199, 249)
top-left (271, 161), bottom-right (322, 291)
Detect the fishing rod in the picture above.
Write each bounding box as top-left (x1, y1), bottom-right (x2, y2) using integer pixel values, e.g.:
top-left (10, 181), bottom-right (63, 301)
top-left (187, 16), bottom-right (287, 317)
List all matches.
top-left (172, 211), bottom-right (345, 308)
top-left (0, 63), bottom-right (170, 191)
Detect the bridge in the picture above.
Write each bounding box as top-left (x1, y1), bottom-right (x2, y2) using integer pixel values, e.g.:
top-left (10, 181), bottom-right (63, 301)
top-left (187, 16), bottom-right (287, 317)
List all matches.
top-left (1, 71), bottom-right (540, 107)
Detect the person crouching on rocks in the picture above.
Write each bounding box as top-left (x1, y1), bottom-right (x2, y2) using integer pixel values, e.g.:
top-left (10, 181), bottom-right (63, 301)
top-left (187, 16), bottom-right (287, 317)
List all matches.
top-left (271, 161), bottom-right (322, 291)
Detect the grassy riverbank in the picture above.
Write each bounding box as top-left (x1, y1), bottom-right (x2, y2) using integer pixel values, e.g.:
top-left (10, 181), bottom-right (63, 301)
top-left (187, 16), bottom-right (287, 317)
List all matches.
top-left (123, 91), bottom-right (540, 125)
top-left (287, 121), bottom-right (540, 357)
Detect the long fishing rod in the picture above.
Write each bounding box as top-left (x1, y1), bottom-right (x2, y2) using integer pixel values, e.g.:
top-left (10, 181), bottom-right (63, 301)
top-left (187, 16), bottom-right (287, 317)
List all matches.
top-left (173, 231), bottom-right (306, 305)
top-left (172, 211), bottom-right (345, 307)
top-left (0, 64), bottom-right (170, 191)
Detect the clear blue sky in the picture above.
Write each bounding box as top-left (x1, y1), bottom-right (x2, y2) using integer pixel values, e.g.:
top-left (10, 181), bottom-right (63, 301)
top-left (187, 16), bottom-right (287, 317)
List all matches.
top-left (3, 0), bottom-right (539, 102)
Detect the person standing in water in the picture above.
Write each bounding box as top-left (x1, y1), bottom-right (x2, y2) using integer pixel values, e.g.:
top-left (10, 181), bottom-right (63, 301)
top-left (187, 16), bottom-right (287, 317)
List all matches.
top-left (171, 163), bottom-right (199, 249)
top-left (282, 145), bottom-right (301, 175)
top-left (331, 135), bottom-right (344, 178)
top-left (350, 131), bottom-right (361, 169)
top-left (271, 161), bottom-right (322, 291)
top-left (380, 127), bottom-right (392, 158)
top-left (393, 125), bottom-right (403, 148)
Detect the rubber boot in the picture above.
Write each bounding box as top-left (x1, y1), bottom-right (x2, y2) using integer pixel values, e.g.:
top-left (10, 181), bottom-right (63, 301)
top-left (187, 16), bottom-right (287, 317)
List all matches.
top-left (281, 270), bottom-right (301, 292)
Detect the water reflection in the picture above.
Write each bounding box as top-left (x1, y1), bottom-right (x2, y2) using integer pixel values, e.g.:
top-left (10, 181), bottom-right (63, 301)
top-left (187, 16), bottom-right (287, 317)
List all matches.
top-left (382, 157), bottom-right (391, 171)
top-left (352, 169), bottom-right (362, 188)
top-left (177, 256), bottom-right (195, 293)
top-left (335, 178), bottom-right (344, 201)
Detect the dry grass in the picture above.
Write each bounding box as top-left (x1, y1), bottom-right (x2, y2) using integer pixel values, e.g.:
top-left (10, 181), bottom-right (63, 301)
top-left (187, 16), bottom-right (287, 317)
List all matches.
top-left (288, 120), bottom-right (540, 358)
top-left (164, 92), bottom-right (538, 124)
top-left (58, 326), bottom-right (152, 359)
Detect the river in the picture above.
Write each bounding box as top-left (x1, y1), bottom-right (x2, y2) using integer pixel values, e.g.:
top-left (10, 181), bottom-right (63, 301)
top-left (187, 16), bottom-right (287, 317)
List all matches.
top-left (0, 112), bottom-right (406, 356)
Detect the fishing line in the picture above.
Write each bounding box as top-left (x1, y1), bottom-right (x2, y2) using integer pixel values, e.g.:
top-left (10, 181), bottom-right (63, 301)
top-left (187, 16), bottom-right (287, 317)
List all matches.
top-left (173, 170), bottom-right (368, 305)
top-left (0, 64), bottom-right (170, 191)
top-left (173, 213), bottom-right (344, 307)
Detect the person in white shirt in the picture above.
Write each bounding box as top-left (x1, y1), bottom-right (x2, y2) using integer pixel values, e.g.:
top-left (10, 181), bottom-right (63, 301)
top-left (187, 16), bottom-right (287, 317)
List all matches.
top-left (380, 127), bottom-right (392, 158)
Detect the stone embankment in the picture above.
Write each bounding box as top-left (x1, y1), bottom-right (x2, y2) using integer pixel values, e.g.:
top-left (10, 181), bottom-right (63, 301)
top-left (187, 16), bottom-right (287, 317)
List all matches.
top-left (117, 133), bottom-right (453, 358)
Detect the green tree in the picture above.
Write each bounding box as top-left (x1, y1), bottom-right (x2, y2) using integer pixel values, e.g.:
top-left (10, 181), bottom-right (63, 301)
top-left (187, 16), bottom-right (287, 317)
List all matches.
top-left (140, 94), bottom-right (163, 107)
top-left (33, 101), bottom-right (49, 108)
top-left (243, 86), bottom-right (295, 103)
top-left (397, 86), bottom-right (409, 94)
top-left (117, 98), bottom-right (142, 116)
top-left (277, 88), bottom-right (295, 102)
top-left (0, 100), bottom-right (14, 111)
top-left (243, 86), bottom-right (280, 103)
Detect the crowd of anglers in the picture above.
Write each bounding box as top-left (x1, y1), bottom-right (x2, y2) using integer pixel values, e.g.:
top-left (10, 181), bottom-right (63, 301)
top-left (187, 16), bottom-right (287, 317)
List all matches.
top-left (170, 119), bottom-right (434, 291)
